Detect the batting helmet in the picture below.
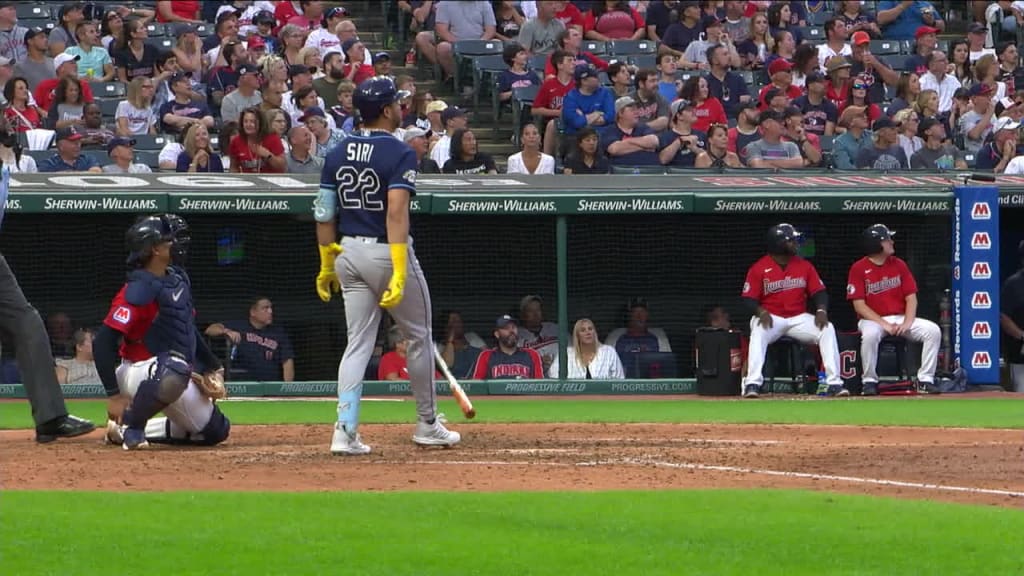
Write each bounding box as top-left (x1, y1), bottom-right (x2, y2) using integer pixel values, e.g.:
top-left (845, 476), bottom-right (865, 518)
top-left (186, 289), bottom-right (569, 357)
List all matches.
top-left (353, 76), bottom-right (409, 122)
top-left (125, 214), bottom-right (190, 266)
top-left (766, 223), bottom-right (801, 255)
top-left (862, 223), bottom-right (895, 255)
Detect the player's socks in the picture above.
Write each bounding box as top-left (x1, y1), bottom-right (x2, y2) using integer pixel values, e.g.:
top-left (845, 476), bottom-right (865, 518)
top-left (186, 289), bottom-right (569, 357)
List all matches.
top-left (122, 379), bottom-right (168, 429)
top-left (337, 385), bottom-right (363, 433)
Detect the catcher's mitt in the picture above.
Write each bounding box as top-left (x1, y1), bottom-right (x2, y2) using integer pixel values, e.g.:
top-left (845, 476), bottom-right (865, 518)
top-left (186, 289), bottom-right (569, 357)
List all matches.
top-left (192, 368), bottom-right (227, 400)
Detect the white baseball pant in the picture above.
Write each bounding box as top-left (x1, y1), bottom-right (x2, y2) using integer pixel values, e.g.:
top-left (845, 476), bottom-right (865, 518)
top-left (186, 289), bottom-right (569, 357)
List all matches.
top-left (116, 358), bottom-right (215, 441)
top-left (744, 313), bottom-right (843, 387)
top-left (858, 316), bottom-right (940, 384)
top-left (1011, 364), bottom-right (1024, 392)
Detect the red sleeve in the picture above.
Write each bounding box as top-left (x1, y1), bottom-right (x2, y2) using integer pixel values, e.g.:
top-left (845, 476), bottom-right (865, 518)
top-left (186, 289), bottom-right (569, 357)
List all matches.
top-left (102, 289), bottom-right (150, 337)
top-left (377, 352), bottom-right (401, 380)
top-left (227, 134), bottom-right (244, 163)
top-left (727, 128), bottom-right (738, 153)
top-left (847, 260), bottom-right (866, 301)
top-left (741, 263), bottom-right (762, 300)
top-left (264, 133), bottom-right (285, 155)
top-left (586, 52), bottom-right (608, 70)
top-left (630, 8), bottom-right (645, 32)
top-left (544, 55), bottom-right (554, 77)
top-left (34, 80), bottom-right (52, 110)
top-left (805, 262), bottom-right (826, 296)
top-left (757, 85), bottom-right (769, 109)
top-left (899, 259), bottom-right (918, 295)
top-left (583, 10), bottom-right (597, 33)
top-left (528, 349), bottom-right (545, 378)
top-left (81, 80), bottom-right (94, 103)
top-left (712, 99), bottom-right (727, 125)
top-left (534, 82), bottom-right (553, 109)
top-left (471, 349), bottom-right (492, 379)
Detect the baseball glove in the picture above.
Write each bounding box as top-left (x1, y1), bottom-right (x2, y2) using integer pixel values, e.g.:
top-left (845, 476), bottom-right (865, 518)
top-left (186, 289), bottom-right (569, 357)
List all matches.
top-left (192, 368), bottom-right (227, 400)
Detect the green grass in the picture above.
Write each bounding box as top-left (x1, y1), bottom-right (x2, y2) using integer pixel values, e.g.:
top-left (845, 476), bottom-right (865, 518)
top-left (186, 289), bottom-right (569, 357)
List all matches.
top-left (2, 397), bottom-right (1022, 430)
top-left (1, 490), bottom-right (1019, 576)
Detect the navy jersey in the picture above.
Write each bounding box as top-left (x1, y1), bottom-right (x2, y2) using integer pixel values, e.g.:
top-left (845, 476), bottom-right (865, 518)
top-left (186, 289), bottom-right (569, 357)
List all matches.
top-left (314, 131), bottom-right (417, 238)
top-left (224, 320), bottom-right (294, 381)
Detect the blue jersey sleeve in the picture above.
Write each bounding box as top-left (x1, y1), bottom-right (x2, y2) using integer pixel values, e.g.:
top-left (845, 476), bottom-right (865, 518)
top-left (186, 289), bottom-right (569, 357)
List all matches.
top-left (315, 149), bottom-right (340, 222)
top-left (388, 145), bottom-right (417, 195)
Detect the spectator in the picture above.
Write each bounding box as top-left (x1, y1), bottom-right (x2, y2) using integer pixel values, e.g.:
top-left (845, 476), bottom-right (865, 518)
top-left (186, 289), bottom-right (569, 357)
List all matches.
top-left (305, 6), bottom-right (347, 58)
top-left (430, 105), bottom-right (467, 166)
top-left (14, 28), bottom-right (53, 93)
top-left (876, 0), bottom-right (944, 41)
top-left (607, 60), bottom-right (632, 98)
top-left (683, 16), bottom-right (735, 71)
top-left (630, 68), bottom-right (670, 132)
top-left (997, 42), bottom-right (1022, 96)
top-left (745, 109), bottom-right (806, 169)
top-left (781, 107), bottom-right (823, 166)
top-left (38, 127), bottom-right (101, 173)
top-left (377, 325), bottom-right (442, 381)
top-left (549, 318), bottom-right (625, 379)
top-left (494, 0), bottom-right (526, 41)
top-left (738, 11), bottom-right (773, 70)
top-left (169, 23), bottom-right (203, 82)
top-left (471, 315), bottom-right (545, 380)
top-left (102, 137), bottom-right (150, 173)
top-left (728, 99), bottom-right (761, 165)
top-left (156, 0), bottom-right (202, 24)
top-left (176, 123), bottom-right (224, 173)
top-left (608, 297), bottom-right (669, 357)
top-left (507, 123), bottom-right (555, 174)
top-left (816, 17), bottom-right (851, 74)
top-left (45, 77), bottom-right (85, 130)
top-left (498, 43), bottom-right (541, 104)
top-left (4, 77), bottom-right (44, 132)
top-left (913, 88), bottom-right (939, 124)
top-left (518, 0), bottom-right (565, 54)
top-left (561, 64), bottom-right (614, 137)
top-left (313, 51), bottom-right (345, 110)
top-left (763, 87), bottom-right (790, 115)
top-left (49, 2), bottom-right (85, 56)
top-left (680, 75), bottom-right (727, 133)
top-left (285, 124), bottom-right (322, 173)
top-left (887, 72), bottom-right (921, 117)
top-left (66, 20), bottom-right (114, 82)
top-left (151, 51), bottom-right (196, 113)
top-left (1001, 241), bottom-right (1024, 391)
top-left (840, 77), bottom-right (882, 124)
top-left (301, 106), bottom-right (343, 159)
top-left (438, 310), bottom-right (485, 379)
top-left (417, 0), bottom-right (496, 82)
top-left (905, 25), bottom-right (939, 75)
top-left (848, 31), bottom-right (900, 104)
top-left (722, 0), bottom-right (751, 43)
top-left (443, 128), bottom-right (497, 174)
top-left (403, 126), bottom-right (440, 173)
top-left (695, 122), bottom-right (743, 168)
top-left (837, 0), bottom-right (882, 39)
top-left (584, 0), bottom-right (645, 41)
top-left (517, 294), bottom-right (559, 372)
top-left (919, 50), bottom-right (959, 115)
top-left (960, 83), bottom-right (996, 154)
top-left (115, 77), bottom-right (157, 136)
top-left (975, 54), bottom-right (1008, 103)
top-left (978, 116), bottom-right (1021, 172)
top-left (277, 23), bottom-right (306, 68)
top-left (706, 43), bottom-right (751, 118)
top-left (645, 0), bottom-right (677, 43)
top-left (600, 96), bottom-right (661, 166)
top-left (54, 328), bottom-right (100, 385)
top-left (856, 117), bottom-right (909, 170)
top-left (893, 108), bottom-right (924, 160)
top-left (766, 2), bottom-right (800, 44)
top-left (967, 22), bottom-right (995, 63)
top-left (78, 101), bottom-right (115, 147)
top-left (47, 311), bottom-right (74, 358)
top-left (654, 53), bottom-right (679, 102)
top-left (660, 1), bottom-right (702, 57)
top-left (284, 0), bottom-right (326, 32)
top-left (554, 0), bottom-right (586, 31)
top-left (100, 10), bottom-right (124, 52)
top-left (264, 108), bottom-right (291, 154)
top-left (793, 72), bottom-right (837, 137)
top-left (758, 59), bottom-right (802, 109)
top-left (158, 128), bottom-right (185, 170)
top-left (113, 18), bottom-right (158, 83)
top-left (35, 54), bottom-right (94, 111)
top-left (824, 55), bottom-right (853, 109)
top-left (947, 39), bottom-right (972, 86)
top-left (221, 63), bottom-right (263, 124)
top-left (208, 40), bottom-right (250, 112)
top-left (205, 297), bottom-right (295, 382)
top-left (0, 1), bottom-right (26, 64)
top-left (340, 38), bottom-right (374, 85)
top-left (331, 79), bottom-right (357, 130)
top-left (765, 33), bottom-right (797, 76)
top-left (790, 43), bottom-right (819, 89)
top-left (260, 77), bottom-right (287, 113)
top-left (911, 116), bottom-right (967, 170)
top-left (333, 19), bottom-right (364, 64)
top-left (282, 64), bottom-right (323, 124)
top-left (159, 72), bottom-right (214, 135)
top-left (544, 27), bottom-right (609, 78)
top-left (229, 106), bottom-right (286, 173)
top-left (562, 125), bottom-right (610, 173)
top-left (534, 49), bottom-right (576, 155)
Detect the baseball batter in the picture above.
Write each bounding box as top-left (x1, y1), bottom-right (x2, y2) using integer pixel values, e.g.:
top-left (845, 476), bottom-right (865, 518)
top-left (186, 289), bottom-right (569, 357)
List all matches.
top-left (847, 224), bottom-right (940, 396)
top-left (94, 214), bottom-right (231, 449)
top-left (314, 76), bottom-right (460, 455)
top-left (741, 223), bottom-right (849, 398)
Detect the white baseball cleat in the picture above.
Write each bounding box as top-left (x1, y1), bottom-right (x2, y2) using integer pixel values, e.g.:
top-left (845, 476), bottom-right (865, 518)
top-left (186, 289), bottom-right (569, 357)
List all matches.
top-left (330, 423), bottom-right (371, 455)
top-left (104, 419), bottom-right (125, 445)
top-left (412, 418), bottom-right (461, 447)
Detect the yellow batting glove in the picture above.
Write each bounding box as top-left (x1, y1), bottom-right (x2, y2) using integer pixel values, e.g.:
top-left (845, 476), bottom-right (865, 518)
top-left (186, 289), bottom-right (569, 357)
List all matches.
top-left (379, 243), bottom-right (408, 309)
top-left (315, 243), bottom-right (343, 302)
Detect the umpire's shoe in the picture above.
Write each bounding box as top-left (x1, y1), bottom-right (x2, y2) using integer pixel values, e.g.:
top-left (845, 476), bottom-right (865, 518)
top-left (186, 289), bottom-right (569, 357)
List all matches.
top-left (413, 418), bottom-right (461, 447)
top-left (35, 414), bottom-right (95, 443)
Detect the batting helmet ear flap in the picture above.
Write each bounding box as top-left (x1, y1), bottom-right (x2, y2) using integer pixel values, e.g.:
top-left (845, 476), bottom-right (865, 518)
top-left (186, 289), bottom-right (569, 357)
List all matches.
top-left (862, 223), bottom-right (894, 255)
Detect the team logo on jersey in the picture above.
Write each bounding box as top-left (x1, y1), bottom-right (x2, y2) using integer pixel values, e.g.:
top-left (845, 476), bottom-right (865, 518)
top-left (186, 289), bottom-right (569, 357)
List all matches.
top-left (846, 283), bottom-right (855, 295)
top-left (112, 306), bottom-right (131, 324)
top-left (971, 232), bottom-right (991, 250)
top-left (971, 202), bottom-right (991, 220)
top-left (403, 169), bottom-right (417, 184)
top-left (971, 351), bottom-right (992, 369)
top-left (971, 291), bottom-right (991, 309)
top-left (971, 321), bottom-right (992, 339)
top-left (971, 262), bottom-right (992, 280)
top-left (742, 281), bottom-right (750, 293)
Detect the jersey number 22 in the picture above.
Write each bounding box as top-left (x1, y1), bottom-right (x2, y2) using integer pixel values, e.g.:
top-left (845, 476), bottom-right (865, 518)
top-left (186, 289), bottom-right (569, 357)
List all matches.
top-left (336, 166), bottom-right (384, 211)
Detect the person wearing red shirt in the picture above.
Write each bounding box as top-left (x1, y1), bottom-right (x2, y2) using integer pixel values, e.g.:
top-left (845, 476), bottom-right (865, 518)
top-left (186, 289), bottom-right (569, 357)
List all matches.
top-left (341, 38), bottom-right (374, 85)
top-left (583, 1), bottom-right (646, 41)
top-left (847, 224), bottom-right (940, 396)
top-left (740, 223), bottom-right (848, 398)
top-left (544, 27), bottom-right (608, 78)
top-left (274, 0), bottom-right (303, 33)
top-left (34, 53), bottom-right (95, 111)
top-left (757, 58), bottom-right (803, 110)
top-left (155, 0), bottom-right (201, 23)
top-left (378, 326), bottom-right (441, 380)
top-left (679, 75), bottom-right (727, 133)
top-left (228, 107), bottom-right (287, 173)
top-left (534, 49), bottom-right (576, 155)
top-left (554, 0), bottom-right (585, 31)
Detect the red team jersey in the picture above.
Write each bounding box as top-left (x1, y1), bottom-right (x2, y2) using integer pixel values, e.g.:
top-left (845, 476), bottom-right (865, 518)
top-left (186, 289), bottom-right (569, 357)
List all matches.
top-left (741, 254), bottom-right (826, 318)
top-left (846, 256), bottom-right (917, 317)
top-left (103, 285), bottom-right (159, 362)
top-left (533, 77), bottom-right (574, 111)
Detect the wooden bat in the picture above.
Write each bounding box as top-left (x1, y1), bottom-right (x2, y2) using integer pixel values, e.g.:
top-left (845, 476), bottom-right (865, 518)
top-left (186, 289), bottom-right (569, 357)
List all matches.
top-left (433, 347), bottom-right (475, 419)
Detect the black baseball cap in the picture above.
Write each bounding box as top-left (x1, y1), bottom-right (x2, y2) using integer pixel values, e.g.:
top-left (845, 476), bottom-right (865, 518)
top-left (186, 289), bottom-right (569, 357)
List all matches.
top-left (759, 109), bottom-right (785, 124)
top-left (169, 71), bottom-right (190, 85)
top-left (441, 106), bottom-right (466, 124)
top-left (288, 64), bottom-right (316, 78)
top-left (238, 63), bottom-right (261, 76)
top-left (805, 71), bottom-right (826, 85)
top-left (917, 117), bottom-right (943, 138)
top-left (495, 315), bottom-right (517, 328)
top-left (872, 117), bottom-right (900, 131)
top-left (24, 27), bottom-right (46, 41)
top-left (107, 137), bottom-right (136, 154)
top-left (375, 51), bottom-right (391, 62)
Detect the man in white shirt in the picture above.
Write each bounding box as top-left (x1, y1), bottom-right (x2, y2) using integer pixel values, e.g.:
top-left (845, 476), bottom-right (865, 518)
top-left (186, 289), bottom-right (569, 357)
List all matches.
top-left (967, 22), bottom-right (995, 62)
top-left (102, 138), bottom-right (152, 174)
top-left (305, 6), bottom-right (347, 58)
top-left (919, 50), bottom-right (960, 114)
top-left (429, 106), bottom-right (467, 167)
top-left (817, 17), bottom-right (851, 73)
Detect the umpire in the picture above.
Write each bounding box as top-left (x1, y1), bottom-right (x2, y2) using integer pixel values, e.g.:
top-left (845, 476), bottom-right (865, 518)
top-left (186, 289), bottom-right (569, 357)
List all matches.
top-left (0, 167), bottom-right (94, 442)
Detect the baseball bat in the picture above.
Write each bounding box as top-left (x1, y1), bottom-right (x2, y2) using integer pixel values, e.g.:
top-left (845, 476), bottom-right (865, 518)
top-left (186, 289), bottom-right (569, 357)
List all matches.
top-left (433, 347), bottom-right (475, 419)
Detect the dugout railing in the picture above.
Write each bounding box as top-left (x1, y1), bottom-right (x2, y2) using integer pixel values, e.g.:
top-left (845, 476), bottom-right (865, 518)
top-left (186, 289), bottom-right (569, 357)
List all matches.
top-left (0, 172), bottom-right (1019, 397)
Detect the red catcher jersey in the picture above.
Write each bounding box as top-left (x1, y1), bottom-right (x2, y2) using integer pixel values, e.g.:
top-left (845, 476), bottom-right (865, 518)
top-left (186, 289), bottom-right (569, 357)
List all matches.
top-left (103, 285), bottom-right (159, 362)
top-left (741, 254), bottom-right (826, 318)
top-left (846, 256), bottom-right (917, 317)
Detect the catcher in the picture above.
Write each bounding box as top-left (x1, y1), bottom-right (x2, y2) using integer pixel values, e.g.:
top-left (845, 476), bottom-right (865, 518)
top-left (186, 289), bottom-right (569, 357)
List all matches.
top-left (93, 214), bottom-right (230, 449)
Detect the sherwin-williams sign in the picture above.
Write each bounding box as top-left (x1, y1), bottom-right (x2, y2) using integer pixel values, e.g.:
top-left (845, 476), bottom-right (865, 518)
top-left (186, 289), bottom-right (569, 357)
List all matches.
top-left (952, 186), bottom-right (1000, 385)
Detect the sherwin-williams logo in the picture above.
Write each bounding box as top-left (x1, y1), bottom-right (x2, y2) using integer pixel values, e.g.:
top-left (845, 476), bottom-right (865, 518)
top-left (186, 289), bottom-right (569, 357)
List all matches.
top-left (971, 292), bottom-right (992, 309)
top-left (971, 262), bottom-right (992, 279)
top-left (971, 201), bottom-right (991, 220)
top-left (971, 321), bottom-right (992, 339)
top-left (971, 232), bottom-right (991, 250)
top-left (971, 351), bottom-right (992, 369)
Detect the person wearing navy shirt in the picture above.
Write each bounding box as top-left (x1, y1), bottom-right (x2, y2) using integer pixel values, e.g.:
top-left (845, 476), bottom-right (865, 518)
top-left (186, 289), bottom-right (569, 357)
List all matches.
top-left (600, 96), bottom-right (662, 166)
top-left (975, 116), bottom-right (1021, 172)
top-left (496, 43), bottom-right (540, 107)
top-left (471, 315), bottom-right (545, 380)
top-left (792, 72), bottom-right (838, 137)
top-left (204, 297), bottom-right (295, 382)
top-left (657, 98), bottom-right (707, 167)
top-left (614, 299), bottom-right (662, 358)
top-left (660, 1), bottom-right (703, 57)
top-left (39, 127), bottom-right (101, 172)
top-left (705, 43), bottom-right (751, 118)
top-left (159, 72), bottom-right (215, 134)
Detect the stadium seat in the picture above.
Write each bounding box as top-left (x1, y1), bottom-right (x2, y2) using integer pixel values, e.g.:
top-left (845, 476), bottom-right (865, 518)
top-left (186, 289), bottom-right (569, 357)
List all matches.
top-left (869, 40), bottom-right (900, 55)
top-left (581, 40), bottom-right (607, 55)
top-left (132, 134), bottom-right (167, 150)
top-left (145, 37), bottom-right (175, 51)
top-left (134, 150), bottom-right (161, 169)
top-left (899, 40), bottom-right (914, 55)
top-left (630, 53), bottom-right (656, 69)
top-left (935, 39), bottom-right (949, 54)
top-left (90, 81), bottom-right (126, 99)
top-left (819, 135), bottom-right (834, 153)
top-left (528, 53), bottom-right (548, 74)
top-left (608, 40), bottom-right (656, 57)
top-left (471, 53), bottom-right (507, 110)
top-left (884, 83), bottom-right (897, 101)
top-left (763, 336), bottom-right (810, 394)
top-left (98, 98), bottom-right (120, 117)
top-left (510, 84), bottom-right (539, 144)
top-left (81, 149), bottom-right (107, 166)
top-left (879, 54), bottom-right (906, 71)
top-left (19, 18), bottom-right (54, 31)
top-left (145, 22), bottom-right (167, 37)
top-left (737, 69), bottom-right (755, 85)
top-left (610, 165), bottom-right (666, 174)
top-left (799, 26), bottom-right (824, 42)
top-left (453, 39), bottom-right (504, 91)
top-left (17, 4), bottom-right (51, 19)
top-left (194, 23), bottom-right (213, 37)
top-left (25, 149), bottom-right (51, 164)
top-left (964, 153), bottom-right (977, 168)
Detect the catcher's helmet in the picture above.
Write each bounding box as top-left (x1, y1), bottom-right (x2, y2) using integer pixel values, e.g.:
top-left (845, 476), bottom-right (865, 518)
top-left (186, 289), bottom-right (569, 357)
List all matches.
top-left (126, 213), bottom-right (190, 266)
top-left (862, 223), bottom-right (895, 254)
top-left (766, 223), bottom-right (801, 255)
top-left (353, 76), bottom-right (409, 122)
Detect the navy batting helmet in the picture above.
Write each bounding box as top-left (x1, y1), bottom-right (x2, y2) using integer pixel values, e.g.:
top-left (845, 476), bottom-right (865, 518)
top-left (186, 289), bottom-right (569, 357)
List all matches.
top-left (126, 213), bottom-right (190, 266)
top-left (766, 223), bottom-right (801, 255)
top-left (862, 223), bottom-right (895, 254)
top-left (353, 76), bottom-right (409, 122)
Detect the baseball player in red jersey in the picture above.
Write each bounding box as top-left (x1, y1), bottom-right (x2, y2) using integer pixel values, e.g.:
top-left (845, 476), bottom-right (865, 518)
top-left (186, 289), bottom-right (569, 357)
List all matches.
top-left (741, 224), bottom-right (849, 398)
top-left (846, 224), bottom-right (940, 396)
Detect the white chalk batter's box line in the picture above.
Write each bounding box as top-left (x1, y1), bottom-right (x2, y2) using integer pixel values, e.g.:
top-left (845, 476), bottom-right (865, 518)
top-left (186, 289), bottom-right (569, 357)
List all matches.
top-left (376, 458), bottom-right (1024, 499)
